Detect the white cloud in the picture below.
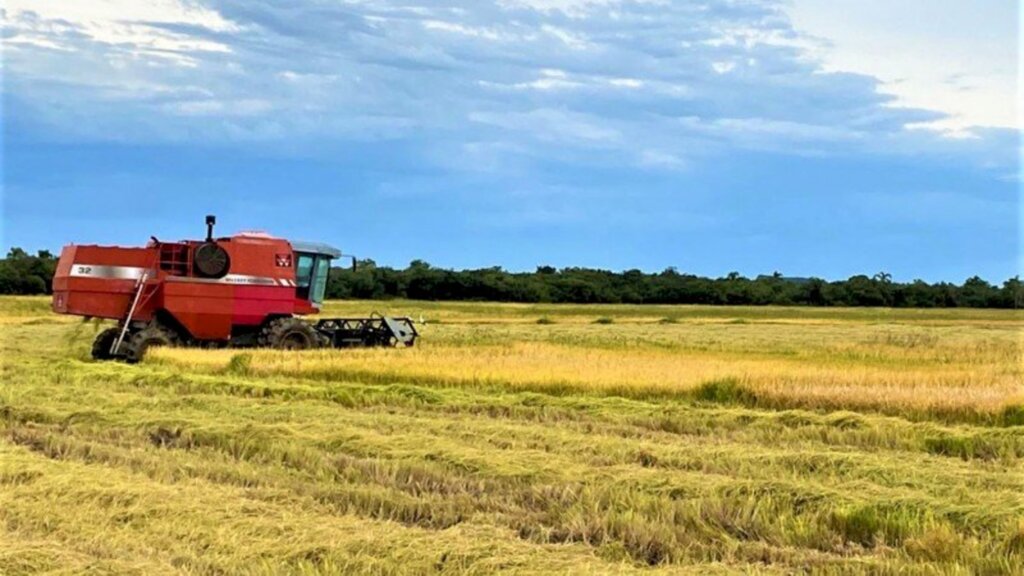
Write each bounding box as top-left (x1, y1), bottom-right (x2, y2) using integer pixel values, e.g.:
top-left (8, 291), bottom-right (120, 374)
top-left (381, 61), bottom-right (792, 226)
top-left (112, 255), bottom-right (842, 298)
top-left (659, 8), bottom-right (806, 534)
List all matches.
top-left (470, 108), bottom-right (620, 144)
top-left (506, 69), bottom-right (583, 91)
top-left (608, 78), bottom-right (643, 88)
top-left (704, 25), bottom-right (813, 50)
top-left (496, 0), bottom-right (627, 17)
top-left (168, 99), bottom-right (273, 117)
top-left (1, 0), bottom-right (1012, 176)
top-left (710, 117), bottom-right (863, 143)
top-left (541, 24), bottom-right (590, 49)
top-left (422, 20), bottom-right (505, 41)
top-left (3, 0), bottom-right (238, 67)
top-left (638, 149), bottom-right (686, 169)
top-left (711, 61), bottom-right (736, 74)
top-left (788, 0), bottom-right (1018, 134)
top-left (5, 0), bottom-right (235, 29)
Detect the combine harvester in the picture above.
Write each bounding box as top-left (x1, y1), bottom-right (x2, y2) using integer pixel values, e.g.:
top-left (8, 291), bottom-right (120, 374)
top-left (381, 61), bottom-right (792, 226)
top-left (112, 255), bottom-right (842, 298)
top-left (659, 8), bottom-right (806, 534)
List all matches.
top-left (52, 216), bottom-right (417, 362)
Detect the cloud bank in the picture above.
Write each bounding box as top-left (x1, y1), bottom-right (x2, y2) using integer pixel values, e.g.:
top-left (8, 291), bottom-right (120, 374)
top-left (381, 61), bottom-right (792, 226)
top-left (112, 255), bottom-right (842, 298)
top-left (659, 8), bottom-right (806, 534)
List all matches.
top-left (3, 0), bottom-right (1012, 169)
top-left (1, 0), bottom-right (1018, 281)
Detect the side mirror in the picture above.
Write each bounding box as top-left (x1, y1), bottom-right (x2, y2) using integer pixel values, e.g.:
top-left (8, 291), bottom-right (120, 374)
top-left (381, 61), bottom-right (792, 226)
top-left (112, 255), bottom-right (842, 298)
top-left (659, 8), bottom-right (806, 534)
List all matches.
top-left (339, 254), bottom-right (357, 272)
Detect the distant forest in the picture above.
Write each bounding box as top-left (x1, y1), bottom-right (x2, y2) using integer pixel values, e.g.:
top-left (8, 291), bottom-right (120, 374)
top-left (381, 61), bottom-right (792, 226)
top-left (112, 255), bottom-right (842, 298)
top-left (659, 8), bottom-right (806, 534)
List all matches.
top-left (4, 248), bottom-right (1019, 308)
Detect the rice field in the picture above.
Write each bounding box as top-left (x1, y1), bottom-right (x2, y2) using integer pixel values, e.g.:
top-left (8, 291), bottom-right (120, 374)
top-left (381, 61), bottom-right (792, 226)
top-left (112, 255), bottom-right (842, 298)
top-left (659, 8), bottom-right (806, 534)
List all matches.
top-left (1, 295), bottom-right (1022, 574)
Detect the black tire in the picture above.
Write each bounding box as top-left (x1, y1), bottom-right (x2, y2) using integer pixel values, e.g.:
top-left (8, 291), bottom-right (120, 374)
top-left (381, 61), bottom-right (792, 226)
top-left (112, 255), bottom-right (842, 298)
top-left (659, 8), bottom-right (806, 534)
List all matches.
top-left (259, 317), bottom-right (322, 350)
top-left (91, 327), bottom-right (123, 361)
top-left (121, 324), bottom-right (179, 364)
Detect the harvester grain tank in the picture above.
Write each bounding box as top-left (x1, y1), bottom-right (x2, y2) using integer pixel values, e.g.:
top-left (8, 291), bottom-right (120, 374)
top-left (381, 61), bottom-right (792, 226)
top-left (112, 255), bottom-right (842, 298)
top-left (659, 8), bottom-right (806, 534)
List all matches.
top-left (52, 216), bottom-right (417, 362)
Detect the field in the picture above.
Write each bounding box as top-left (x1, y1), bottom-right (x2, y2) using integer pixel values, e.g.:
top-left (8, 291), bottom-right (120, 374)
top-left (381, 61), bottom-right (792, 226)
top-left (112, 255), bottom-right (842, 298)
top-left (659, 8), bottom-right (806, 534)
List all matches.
top-left (1, 296), bottom-right (1022, 575)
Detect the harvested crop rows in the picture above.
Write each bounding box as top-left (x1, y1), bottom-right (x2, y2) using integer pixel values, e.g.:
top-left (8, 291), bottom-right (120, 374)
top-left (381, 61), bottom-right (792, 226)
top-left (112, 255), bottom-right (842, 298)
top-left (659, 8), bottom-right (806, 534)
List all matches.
top-left (1, 296), bottom-right (1022, 574)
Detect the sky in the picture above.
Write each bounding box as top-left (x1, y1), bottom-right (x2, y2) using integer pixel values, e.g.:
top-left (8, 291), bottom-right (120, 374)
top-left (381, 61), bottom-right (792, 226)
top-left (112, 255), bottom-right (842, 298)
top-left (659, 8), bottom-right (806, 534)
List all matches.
top-left (1, 0), bottom-right (1019, 282)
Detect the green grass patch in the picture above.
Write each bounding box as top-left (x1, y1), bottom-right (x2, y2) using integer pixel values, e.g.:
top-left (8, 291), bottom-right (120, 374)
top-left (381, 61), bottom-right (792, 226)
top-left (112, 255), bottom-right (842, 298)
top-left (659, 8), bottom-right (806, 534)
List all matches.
top-left (692, 378), bottom-right (757, 406)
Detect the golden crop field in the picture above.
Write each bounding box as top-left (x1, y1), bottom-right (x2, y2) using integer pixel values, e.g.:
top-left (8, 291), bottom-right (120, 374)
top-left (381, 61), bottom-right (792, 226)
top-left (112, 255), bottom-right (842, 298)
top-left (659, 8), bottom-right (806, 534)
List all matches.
top-left (2, 295), bottom-right (1023, 574)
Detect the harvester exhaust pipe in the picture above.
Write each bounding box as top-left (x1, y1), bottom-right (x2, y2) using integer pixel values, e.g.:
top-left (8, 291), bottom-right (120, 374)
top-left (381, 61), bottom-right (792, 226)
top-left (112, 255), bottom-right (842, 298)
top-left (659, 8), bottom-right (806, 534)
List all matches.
top-left (205, 215), bottom-right (216, 242)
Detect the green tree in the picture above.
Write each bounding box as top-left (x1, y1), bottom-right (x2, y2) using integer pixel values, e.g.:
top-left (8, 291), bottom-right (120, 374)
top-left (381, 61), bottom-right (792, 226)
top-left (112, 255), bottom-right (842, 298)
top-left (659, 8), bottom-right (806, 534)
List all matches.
top-left (959, 276), bottom-right (998, 308)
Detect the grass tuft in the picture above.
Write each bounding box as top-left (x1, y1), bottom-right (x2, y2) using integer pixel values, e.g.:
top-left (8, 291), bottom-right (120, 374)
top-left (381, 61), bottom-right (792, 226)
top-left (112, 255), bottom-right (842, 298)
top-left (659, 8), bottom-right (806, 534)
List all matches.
top-left (693, 378), bottom-right (757, 405)
top-left (224, 353), bottom-right (252, 375)
top-left (904, 524), bottom-right (960, 561)
top-left (923, 434), bottom-right (1004, 461)
top-left (829, 504), bottom-right (913, 547)
top-left (1000, 404), bottom-right (1024, 427)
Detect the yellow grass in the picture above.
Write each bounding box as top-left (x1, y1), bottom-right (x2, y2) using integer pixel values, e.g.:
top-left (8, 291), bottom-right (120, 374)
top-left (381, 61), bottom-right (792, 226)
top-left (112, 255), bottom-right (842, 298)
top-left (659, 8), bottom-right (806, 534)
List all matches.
top-left (152, 319), bottom-right (1023, 422)
top-left (3, 296), bottom-right (1024, 574)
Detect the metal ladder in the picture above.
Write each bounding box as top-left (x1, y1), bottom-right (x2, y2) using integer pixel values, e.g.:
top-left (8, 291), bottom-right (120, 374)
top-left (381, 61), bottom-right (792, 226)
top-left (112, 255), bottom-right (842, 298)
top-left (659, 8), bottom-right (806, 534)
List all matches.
top-left (110, 270), bottom-right (152, 356)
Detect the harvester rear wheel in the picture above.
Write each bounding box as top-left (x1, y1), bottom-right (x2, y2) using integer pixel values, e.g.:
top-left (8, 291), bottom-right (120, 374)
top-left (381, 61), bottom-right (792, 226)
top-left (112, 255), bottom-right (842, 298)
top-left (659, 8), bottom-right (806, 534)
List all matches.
top-left (91, 327), bottom-right (122, 361)
top-left (259, 317), bottom-right (322, 350)
top-left (122, 324), bottom-right (179, 364)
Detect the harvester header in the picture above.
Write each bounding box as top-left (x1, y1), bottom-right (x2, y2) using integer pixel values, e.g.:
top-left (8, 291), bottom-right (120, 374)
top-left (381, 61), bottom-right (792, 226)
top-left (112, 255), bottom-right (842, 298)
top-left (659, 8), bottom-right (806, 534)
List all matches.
top-left (53, 216), bottom-right (417, 362)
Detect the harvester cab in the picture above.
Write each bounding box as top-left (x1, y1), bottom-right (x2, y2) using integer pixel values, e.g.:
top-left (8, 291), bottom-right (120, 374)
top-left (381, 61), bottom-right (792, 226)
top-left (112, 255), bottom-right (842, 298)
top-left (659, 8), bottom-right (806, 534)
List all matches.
top-left (290, 241), bottom-right (342, 309)
top-left (52, 216), bottom-right (417, 362)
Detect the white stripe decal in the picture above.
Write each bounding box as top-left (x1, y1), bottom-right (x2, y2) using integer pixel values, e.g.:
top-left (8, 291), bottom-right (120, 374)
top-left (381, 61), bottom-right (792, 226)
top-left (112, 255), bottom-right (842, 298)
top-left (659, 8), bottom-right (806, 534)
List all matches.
top-left (166, 274), bottom-right (285, 286)
top-left (72, 264), bottom-right (292, 287)
top-left (70, 264), bottom-right (147, 280)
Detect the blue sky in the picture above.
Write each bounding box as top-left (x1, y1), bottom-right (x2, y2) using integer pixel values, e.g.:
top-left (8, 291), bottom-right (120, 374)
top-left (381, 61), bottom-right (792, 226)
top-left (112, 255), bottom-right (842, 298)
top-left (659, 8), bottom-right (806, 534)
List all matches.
top-left (1, 0), bottom-right (1019, 282)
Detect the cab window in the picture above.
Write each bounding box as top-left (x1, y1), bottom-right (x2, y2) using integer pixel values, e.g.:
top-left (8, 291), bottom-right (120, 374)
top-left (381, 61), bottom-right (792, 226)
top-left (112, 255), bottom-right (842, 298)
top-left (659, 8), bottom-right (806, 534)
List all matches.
top-left (295, 254), bottom-right (315, 287)
top-left (311, 258), bottom-right (330, 304)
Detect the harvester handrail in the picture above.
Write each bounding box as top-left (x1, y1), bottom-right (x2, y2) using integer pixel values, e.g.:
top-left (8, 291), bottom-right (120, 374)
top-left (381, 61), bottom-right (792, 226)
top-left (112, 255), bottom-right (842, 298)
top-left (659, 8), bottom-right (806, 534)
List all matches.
top-left (111, 270), bottom-right (151, 355)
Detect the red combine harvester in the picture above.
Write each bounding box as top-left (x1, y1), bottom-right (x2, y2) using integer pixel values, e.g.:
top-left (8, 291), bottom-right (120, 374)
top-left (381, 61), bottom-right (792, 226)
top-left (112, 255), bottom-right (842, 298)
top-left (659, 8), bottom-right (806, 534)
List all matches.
top-left (52, 216), bottom-right (417, 362)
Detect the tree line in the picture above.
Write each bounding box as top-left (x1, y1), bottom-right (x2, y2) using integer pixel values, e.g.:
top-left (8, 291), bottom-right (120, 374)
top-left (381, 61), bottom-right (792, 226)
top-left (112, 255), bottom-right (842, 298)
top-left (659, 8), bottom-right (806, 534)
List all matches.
top-left (0, 249), bottom-right (58, 295)
top-left (2, 249), bottom-right (1020, 308)
top-left (327, 260), bottom-right (1022, 309)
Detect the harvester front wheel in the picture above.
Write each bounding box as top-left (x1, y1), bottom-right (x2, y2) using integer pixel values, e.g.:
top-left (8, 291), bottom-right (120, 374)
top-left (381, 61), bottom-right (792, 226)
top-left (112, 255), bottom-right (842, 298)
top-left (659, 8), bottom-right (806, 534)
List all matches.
top-left (122, 324), bottom-right (179, 364)
top-left (91, 327), bottom-right (122, 361)
top-left (260, 317), bottom-right (322, 350)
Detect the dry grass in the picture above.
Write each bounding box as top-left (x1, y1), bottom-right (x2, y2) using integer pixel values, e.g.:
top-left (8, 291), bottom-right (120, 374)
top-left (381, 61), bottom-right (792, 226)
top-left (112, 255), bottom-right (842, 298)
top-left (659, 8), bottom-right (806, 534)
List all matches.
top-left (152, 319), bottom-right (1023, 423)
top-left (2, 296), bottom-right (1023, 574)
